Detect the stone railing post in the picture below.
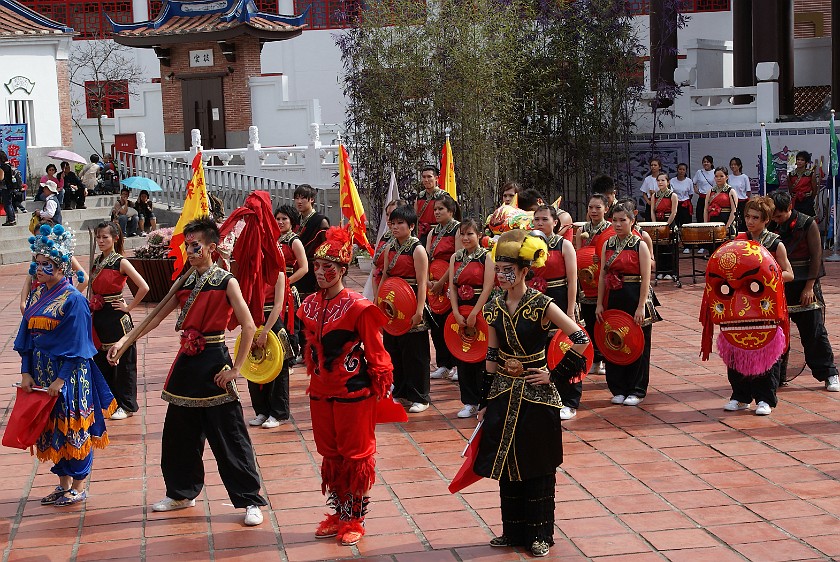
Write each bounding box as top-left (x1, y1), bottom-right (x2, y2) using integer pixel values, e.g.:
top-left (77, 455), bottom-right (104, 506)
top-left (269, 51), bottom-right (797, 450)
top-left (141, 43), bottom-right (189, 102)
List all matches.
top-left (756, 62), bottom-right (780, 123)
top-left (244, 125), bottom-right (262, 176)
top-left (190, 128), bottom-right (203, 161)
top-left (135, 131), bottom-right (148, 156)
top-left (304, 123), bottom-right (322, 186)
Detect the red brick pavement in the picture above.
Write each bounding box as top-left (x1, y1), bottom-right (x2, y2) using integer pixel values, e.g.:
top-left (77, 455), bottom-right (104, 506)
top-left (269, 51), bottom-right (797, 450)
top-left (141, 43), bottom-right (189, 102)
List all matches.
top-left (1, 259), bottom-right (839, 561)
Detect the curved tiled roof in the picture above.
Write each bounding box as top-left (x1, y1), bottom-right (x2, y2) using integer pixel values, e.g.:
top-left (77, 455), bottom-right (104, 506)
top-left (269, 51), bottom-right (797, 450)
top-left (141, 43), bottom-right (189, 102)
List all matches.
top-left (0, 0), bottom-right (74, 38)
top-left (110, 0), bottom-right (306, 45)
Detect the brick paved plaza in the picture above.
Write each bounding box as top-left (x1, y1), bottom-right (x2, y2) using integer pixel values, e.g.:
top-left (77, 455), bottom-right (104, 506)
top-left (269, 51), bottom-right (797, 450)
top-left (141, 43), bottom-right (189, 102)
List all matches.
top-left (1, 259), bottom-right (839, 561)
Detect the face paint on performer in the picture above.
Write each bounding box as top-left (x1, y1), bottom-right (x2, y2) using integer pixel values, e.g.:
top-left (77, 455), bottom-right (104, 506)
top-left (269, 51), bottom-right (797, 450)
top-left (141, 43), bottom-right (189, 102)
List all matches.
top-left (313, 258), bottom-right (343, 290)
top-left (185, 233), bottom-right (213, 265)
top-left (494, 263), bottom-right (519, 288)
top-left (35, 258), bottom-right (56, 280)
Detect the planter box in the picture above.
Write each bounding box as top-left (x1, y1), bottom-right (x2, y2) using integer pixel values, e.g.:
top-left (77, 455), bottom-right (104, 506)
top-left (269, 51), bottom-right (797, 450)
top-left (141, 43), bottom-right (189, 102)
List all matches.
top-left (357, 256), bottom-right (373, 273)
top-left (127, 258), bottom-right (176, 302)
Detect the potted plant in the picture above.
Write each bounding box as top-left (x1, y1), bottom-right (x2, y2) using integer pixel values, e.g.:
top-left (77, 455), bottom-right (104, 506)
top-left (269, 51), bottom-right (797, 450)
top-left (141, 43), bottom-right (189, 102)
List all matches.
top-left (355, 246), bottom-right (373, 272)
top-left (128, 227), bottom-right (176, 302)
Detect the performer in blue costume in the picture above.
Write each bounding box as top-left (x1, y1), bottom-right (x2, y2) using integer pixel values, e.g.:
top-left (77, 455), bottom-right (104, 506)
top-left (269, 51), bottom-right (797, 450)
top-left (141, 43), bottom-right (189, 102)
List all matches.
top-left (15, 224), bottom-right (117, 507)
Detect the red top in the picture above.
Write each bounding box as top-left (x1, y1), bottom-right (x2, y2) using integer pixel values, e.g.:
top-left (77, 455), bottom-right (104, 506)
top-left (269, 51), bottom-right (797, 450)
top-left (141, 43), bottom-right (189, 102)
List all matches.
top-left (707, 189), bottom-right (732, 218)
top-left (604, 238), bottom-right (642, 276)
top-left (264, 243), bottom-right (287, 305)
top-left (176, 268), bottom-right (233, 333)
top-left (385, 239), bottom-right (421, 280)
top-left (531, 235), bottom-right (566, 281)
top-left (789, 171), bottom-right (813, 202)
top-left (298, 288), bottom-right (393, 399)
top-left (90, 255), bottom-right (128, 348)
top-left (279, 233), bottom-right (299, 273)
top-left (655, 195), bottom-right (673, 221)
top-left (415, 188), bottom-right (445, 237)
top-left (428, 221), bottom-right (458, 263)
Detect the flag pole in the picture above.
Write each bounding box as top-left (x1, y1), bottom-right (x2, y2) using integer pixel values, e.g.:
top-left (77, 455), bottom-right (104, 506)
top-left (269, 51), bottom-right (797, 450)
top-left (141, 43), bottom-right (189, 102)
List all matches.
top-left (828, 110), bottom-right (840, 262)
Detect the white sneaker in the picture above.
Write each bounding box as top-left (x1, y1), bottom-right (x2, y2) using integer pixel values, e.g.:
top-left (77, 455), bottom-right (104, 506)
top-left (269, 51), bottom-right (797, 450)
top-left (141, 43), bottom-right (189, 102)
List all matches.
top-left (457, 404), bottom-right (478, 418)
top-left (110, 407), bottom-right (130, 420)
top-left (755, 401), bottom-right (772, 416)
top-left (430, 366), bottom-right (449, 379)
top-left (623, 395), bottom-right (643, 406)
top-left (697, 248), bottom-right (706, 254)
top-left (261, 416), bottom-right (282, 428)
top-left (559, 407), bottom-right (576, 420)
top-left (723, 400), bottom-right (750, 411)
top-left (249, 414), bottom-right (268, 426)
top-left (597, 361), bottom-right (606, 375)
top-left (825, 375), bottom-right (840, 392)
top-left (408, 402), bottom-right (430, 413)
top-left (152, 497), bottom-right (196, 512)
top-left (611, 395), bottom-right (626, 404)
top-left (682, 248), bottom-right (690, 254)
top-left (449, 367), bottom-right (459, 381)
top-left (662, 275), bottom-right (673, 281)
top-left (243, 505), bottom-right (263, 526)
top-left (655, 274), bottom-right (663, 280)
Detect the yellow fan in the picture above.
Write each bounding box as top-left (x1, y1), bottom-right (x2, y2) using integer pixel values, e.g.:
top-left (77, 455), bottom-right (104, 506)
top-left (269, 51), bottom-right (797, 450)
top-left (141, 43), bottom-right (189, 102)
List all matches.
top-left (234, 326), bottom-right (284, 384)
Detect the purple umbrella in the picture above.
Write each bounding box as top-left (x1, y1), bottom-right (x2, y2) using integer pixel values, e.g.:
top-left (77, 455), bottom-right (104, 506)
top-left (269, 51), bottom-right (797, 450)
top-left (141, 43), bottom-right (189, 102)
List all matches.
top-left (46, 149), bottom-right (87, 164)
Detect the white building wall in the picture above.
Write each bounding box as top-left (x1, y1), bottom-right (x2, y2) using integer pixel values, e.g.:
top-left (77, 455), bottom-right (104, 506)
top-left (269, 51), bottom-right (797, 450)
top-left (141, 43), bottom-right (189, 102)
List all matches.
top-left (0, 38), bottom-right (69, 148)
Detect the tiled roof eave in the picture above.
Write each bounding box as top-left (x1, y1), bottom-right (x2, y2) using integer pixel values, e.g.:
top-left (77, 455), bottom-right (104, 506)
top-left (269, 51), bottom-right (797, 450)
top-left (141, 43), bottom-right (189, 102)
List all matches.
top-left (112, 23), bottom-right (303, 47)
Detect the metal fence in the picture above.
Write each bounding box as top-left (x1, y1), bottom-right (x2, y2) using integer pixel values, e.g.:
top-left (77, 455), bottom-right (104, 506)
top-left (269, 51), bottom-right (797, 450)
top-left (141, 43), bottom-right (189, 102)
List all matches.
top-left (118, 152), bottom-right (331, 216)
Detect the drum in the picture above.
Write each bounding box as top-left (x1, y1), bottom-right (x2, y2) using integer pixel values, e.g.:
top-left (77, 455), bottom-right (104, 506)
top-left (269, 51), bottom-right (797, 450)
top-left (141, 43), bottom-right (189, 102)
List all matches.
top-left (638, 222), bottom-right (671, 244)
top-left (680, 222), bottom-right (727, 245)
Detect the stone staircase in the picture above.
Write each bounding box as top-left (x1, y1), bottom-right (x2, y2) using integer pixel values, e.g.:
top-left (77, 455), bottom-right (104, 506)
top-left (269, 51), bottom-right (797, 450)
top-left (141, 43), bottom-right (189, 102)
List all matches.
top-left (0, 195), bottom-right (150, 265)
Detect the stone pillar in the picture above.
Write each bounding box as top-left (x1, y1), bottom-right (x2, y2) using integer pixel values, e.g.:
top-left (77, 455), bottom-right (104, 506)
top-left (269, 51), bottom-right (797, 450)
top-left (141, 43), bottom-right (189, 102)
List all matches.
top-left (649, 0), bottom-right (678, 94)
top-left (732, 0), bottom-right (753, 104)
top-left (753, 0), bottom-right (794, 116)
top-left (833, 2), bottom-right (840, 111)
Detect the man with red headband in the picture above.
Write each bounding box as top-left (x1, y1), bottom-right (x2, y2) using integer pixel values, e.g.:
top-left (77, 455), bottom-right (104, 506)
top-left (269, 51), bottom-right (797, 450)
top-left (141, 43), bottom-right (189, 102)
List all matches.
top-left (298, 226), bottom-right (394, 547)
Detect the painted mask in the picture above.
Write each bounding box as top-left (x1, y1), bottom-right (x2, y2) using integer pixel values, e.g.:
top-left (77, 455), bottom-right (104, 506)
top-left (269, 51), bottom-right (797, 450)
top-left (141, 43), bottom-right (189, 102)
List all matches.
top-left (700, 240), bottom-right (788, 375)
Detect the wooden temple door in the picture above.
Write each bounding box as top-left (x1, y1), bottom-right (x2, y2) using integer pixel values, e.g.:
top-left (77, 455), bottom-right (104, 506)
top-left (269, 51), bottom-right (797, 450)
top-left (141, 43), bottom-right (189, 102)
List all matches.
top-left (181, 77), bottom-right (226, 151)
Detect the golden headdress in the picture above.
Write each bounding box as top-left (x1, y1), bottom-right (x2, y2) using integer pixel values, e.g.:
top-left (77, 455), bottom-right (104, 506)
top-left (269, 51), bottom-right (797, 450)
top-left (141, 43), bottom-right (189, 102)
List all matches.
top-left (491, 229), bottom-right (547, 268)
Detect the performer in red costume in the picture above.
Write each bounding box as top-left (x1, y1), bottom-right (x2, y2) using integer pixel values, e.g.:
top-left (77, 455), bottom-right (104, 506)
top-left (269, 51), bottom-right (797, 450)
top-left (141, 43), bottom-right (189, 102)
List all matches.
top-left (109, 218), bottom-right (266, 526)
top-left (298, 227), bottom-right (394, 547)
top-left (415, 165), bottom-right (446, 244)
top-left (89, 222), bottom-right (149, 420)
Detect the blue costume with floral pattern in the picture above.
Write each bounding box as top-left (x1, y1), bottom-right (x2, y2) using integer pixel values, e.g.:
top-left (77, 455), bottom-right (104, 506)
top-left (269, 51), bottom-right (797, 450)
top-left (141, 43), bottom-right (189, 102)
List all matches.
top-left (14, 277), bottom-right (116, 479)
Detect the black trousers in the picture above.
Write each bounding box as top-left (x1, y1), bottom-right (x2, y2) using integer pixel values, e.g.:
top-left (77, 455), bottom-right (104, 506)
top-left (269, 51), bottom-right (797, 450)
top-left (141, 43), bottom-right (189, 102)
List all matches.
top-left (429, 311), bottom-right (455, 369)
top-left (456, 359), bottom-right (483, 405)
top-left (735, 200), bottom-right (747, 232)
top-left (605, 325), bottom-right (652, 398)
top-left (580, 302), bottom-right (604, 363)
top-left (161, 401), bottom-right (266, 508)
top-left (385, 329), bottom-right (431, 404)
top-left (675, 204), bottom-right (692, 227)
top-left (247, 361), bottom-right (290, 420)
top-left (695, 196), bottom-right (706, 223)
top-left (94, 345), bottom-right (138, 412)
top-left (783, 307), bottom-right (838, 382)
top-left (728, 361), bottom-right (780, 406)
top-left (499, 473), bottom-right (556, 546)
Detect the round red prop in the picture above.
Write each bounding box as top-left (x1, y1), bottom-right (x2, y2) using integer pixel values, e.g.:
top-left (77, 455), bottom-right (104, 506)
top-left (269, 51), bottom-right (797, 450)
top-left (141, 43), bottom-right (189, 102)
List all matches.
top-left (427, 259), bottom-right (451, 314)
top-left (547, 330), bottom-right (594, 383)
top-left (576, 245), bottom-right (599, 298)
top-left (594, 310), bottom-right (644, 366)
top-left (444, 306), bottom-right (489, 363)
top-left (377, 277), bottom-right (417, 336)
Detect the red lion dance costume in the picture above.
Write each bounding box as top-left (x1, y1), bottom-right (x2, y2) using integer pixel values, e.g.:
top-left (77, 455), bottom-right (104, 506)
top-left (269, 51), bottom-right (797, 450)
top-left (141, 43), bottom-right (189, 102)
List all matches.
top-left (700, 240), bottom-right (789, 402)
top-left (298, 227), bottom-right (394, 546)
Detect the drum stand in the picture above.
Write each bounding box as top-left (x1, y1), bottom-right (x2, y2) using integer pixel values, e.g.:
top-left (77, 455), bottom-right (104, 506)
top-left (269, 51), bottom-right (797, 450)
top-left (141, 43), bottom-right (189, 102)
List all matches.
top-left (651, 231), bottom-right (681, 288)
top-left (681, 235), bottom-right (727, 284)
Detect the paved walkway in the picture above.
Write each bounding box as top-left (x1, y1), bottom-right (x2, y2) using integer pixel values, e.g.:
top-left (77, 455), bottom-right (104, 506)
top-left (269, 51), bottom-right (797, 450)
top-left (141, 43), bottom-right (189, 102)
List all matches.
top-left (1, 258), bottom-right (839, 561)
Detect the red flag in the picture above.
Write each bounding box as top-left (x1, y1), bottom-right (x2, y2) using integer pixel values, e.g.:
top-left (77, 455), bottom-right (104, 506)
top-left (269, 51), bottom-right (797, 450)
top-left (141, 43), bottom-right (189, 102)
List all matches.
top-left (448, 423), bottom-right (484, 493)
top-left (338, 144), bottom-right (374, 254)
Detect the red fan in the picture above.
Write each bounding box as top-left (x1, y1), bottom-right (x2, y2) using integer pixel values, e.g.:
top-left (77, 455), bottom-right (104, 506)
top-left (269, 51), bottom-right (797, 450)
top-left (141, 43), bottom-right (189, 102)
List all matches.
top-left (376, 397), bottom-right (409, 424)
top-left (3, 387), bottom-right (58, 450)
top-left (594, 310), bottom-right (644, 366)
top-left (376, 277), bottom-right (417, 336)
top-left (448, 423), bottom-right (484, 493)
top-left (444, 306), bottom-right (489, 363)
top-left (547, 331), bottom-right (594, 384)
top-left (427, 259), bottom-right (451, 314)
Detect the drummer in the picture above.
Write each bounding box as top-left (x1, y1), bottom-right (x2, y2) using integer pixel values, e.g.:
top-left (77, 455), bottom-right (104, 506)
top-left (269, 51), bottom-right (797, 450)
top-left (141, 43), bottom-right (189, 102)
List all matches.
top-left (427, 195), bottom-right (461, 381)
top-left (703, 166), bottom-right (738, 237)
top-left (578, 193), bottom-right (613, 375)
top-left (531, 205), bottom-right (580, 420)
top-left (652, 172), bottom-right (678, 281)
top-left (447, 219), bottom-right (495, 418)
top-left (596, 201), bottom-right (660, 406)
top-left (381, 205), bottom-right (431, 413)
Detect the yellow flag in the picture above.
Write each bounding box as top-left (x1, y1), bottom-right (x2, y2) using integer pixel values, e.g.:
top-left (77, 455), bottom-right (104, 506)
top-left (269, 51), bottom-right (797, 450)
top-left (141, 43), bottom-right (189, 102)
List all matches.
top-left (339, 144), bottom-right (374, 254)
top-left (440, 137), bottom-right (457, 200)
top-left (167, 152), bottom-right (210, 279)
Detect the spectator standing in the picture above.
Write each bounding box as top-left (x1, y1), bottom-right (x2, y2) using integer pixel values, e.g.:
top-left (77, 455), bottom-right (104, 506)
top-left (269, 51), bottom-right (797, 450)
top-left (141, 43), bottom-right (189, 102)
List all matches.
top-left (692, 156), bottom-right (716, 225)
top-left (729, 157), bottom-right (751, 231)
top-left (639, 158), bottom-right (661, 221)
top-left (1, 150), bottom-right (16, 226)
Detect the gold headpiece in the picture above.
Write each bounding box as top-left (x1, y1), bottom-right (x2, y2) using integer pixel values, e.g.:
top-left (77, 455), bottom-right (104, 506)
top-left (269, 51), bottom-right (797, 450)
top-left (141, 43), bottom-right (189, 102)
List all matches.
top-left (491, 229), bottom-right (547, 268)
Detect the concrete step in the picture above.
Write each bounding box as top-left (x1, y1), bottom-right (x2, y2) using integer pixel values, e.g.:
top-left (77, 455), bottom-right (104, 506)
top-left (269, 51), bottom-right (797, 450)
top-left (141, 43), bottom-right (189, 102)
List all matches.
top-left (0, 229), bottom-right (146, 265)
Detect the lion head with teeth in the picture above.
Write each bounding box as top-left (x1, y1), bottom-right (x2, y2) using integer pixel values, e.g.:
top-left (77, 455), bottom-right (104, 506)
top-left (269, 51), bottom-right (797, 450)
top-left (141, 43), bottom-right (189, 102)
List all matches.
top-left (700, 240), bottom-right (789, 376)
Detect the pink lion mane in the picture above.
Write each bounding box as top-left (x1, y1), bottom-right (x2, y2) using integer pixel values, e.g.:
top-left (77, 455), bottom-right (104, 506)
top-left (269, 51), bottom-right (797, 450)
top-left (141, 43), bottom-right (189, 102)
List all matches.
top-left (716, 327), bottom-right (786, 377)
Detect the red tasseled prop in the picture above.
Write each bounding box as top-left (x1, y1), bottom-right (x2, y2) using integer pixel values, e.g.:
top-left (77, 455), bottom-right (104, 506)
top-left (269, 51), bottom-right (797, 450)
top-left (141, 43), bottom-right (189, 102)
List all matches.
top-left (344, 456), bottom-right (377, 496)
top-left (218, 190), bottom-right (283, 329)
top-left (699, 289), bottom-right (713, 361)
top-left (320, 456), bottom-right (343, 495)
